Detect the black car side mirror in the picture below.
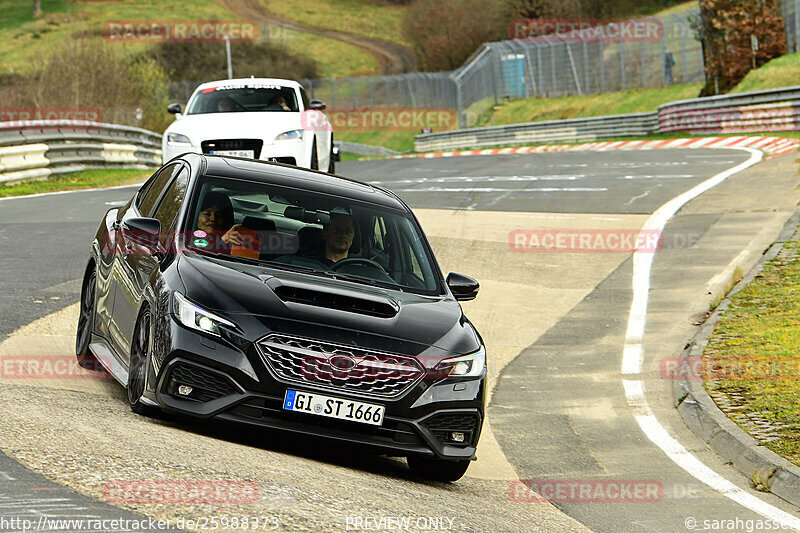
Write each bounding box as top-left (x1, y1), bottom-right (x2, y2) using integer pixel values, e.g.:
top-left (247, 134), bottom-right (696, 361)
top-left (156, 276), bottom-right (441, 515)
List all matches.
top-left (446, 272), bottom-right (479, 301)
top-left (308, 99), bottom-right (327, 111)
top-left (167, 103), bottom-right (182, 114)
top-left (121, 217), bottom-right (165, 257)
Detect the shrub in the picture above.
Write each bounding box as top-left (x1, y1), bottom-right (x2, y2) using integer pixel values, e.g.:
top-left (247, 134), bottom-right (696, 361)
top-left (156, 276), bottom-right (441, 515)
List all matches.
top-left (402, 0), bottom-right (506, 71)
top-left (146, 41), bottom-right (320, 84)
top-left (5, 36), bottom-right (173, 132)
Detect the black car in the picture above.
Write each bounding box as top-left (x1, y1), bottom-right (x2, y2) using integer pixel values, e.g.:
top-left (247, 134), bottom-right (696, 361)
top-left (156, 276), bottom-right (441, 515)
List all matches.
top-left (76, 153), bottom-right (485, 481)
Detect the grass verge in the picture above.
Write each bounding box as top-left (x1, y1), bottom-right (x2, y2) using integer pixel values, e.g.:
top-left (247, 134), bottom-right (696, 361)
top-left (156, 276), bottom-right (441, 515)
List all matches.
top-left (0, 0), bottom-right (379, 78)
top-left (731, 52), bottom-right (800, 94)
top-left (478, 84), bottom-right (704, 127)
top-left (337, 130), bottom-right (416, 153)
top-left (259, 0), bottom-right (408, 47)
top-left (0, 169), bottom-right (150, 198)
top-left (703, 241), bottom-right (800, 467)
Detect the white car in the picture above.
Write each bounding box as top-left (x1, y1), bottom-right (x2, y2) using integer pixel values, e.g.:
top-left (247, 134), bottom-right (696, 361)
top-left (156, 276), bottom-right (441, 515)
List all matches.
top-left (162, 78), bottom-right (335, 172)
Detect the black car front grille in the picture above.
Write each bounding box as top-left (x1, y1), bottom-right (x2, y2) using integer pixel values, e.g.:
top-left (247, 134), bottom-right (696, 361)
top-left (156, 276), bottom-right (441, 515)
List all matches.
top-left (168, 363), bottom-right (237, 401)
top-left (201, 139), bottom-right (263, 159)
top-left (422, 412), bottom-right (480, 446)
top-left (422, 413), bottom-right (479, 432)
top-left (257, 334), bottom-right (424, 399)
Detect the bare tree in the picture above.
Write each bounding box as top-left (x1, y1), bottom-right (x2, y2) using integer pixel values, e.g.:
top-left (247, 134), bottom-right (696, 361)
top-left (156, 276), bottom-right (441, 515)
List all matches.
top-left (33, 0), bottom-right (42, 17)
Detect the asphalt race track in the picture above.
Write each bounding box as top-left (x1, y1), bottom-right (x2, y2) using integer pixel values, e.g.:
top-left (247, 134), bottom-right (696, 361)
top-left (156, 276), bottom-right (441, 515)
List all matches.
top-left (0, 148), bottom-right (799, 532)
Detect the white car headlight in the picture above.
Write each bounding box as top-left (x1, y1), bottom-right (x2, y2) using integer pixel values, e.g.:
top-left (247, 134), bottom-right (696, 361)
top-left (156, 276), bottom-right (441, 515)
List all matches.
top-left (435, 346), bottom-right (486, 378)
top-left (275, 129), bottom-right (304, 142)
top-left (173, 292), bottom-right (236, 336)
top-left (167, 133), bottom-right (192, 145)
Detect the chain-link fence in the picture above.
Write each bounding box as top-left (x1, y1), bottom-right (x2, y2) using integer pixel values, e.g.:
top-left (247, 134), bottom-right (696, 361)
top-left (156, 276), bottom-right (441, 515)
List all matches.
top-left (452, 9), bottom-right (705, 127)
top-left (163, 5), bottom-right (800, 131)
top-left (163, 10), bottom-right (707, 129)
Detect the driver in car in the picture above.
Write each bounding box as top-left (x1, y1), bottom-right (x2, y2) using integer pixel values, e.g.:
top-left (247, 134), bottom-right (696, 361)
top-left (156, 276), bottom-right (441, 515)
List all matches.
top-left (215, 96), bottom-right (238, 113)
top-left (319, 210), bottom-right (354, 266)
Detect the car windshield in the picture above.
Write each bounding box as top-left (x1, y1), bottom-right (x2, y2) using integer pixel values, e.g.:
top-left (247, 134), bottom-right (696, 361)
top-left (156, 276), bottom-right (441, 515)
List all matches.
top-left (184, 175), bottom-right (442, 295)
top-left (186, 84), bottom-right (299, 114)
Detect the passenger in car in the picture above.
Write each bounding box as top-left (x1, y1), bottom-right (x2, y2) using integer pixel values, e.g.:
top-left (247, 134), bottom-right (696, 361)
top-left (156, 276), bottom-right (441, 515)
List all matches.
top-left (194, 192), bottom-right (242, 252)
top-left (270, 94), bottom-right (291, 111)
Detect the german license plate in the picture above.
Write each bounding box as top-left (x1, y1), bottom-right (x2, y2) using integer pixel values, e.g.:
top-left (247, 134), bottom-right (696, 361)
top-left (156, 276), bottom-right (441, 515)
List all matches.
top-left (283, 389), bottom-right (384, 426)
top-left (210, 149), bottom-right (254, 158)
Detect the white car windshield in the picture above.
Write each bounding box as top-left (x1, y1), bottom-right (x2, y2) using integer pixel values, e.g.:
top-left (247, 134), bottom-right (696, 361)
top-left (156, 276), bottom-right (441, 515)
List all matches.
top-left (186, 86), bottom-right (299, 114)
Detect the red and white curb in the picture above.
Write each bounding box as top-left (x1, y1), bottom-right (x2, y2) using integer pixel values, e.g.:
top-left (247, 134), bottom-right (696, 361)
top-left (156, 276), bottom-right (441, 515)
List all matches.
top-left (389, 136), bottom-right (799, 160)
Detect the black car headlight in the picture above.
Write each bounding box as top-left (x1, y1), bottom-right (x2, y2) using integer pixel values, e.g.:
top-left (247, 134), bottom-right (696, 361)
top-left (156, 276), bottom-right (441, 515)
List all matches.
top-left (173, 292), bottom-right (236, 336)
top-left (435, 346), bottom-right (486, 378)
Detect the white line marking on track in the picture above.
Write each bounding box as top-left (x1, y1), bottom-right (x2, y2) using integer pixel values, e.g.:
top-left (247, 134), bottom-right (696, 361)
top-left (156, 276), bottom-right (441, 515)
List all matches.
top-left (0, 182), bottom-right (143, 201)
top-left (396, 187), bottom-right (608, 193)
top-left (620, 147), bottom-right (800, 529)
top-left (625, 190), bottom-right (651, 206)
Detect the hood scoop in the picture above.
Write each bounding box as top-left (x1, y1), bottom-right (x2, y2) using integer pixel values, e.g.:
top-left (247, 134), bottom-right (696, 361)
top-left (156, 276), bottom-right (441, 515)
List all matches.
top-left (272, 282), bottom-right (399, 319)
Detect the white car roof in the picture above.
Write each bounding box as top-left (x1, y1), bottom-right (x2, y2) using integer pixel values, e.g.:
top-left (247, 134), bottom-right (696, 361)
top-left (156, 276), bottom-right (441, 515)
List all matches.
top-left (195, 78), bottom-right (302, 92)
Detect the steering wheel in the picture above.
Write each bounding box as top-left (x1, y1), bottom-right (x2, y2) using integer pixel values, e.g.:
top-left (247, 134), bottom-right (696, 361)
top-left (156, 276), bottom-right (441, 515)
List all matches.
top-left (330, 257), bottom-right (385, 271)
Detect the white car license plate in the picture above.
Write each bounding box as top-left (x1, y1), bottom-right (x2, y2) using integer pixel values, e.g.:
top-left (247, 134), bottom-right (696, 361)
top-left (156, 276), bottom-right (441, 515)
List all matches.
top-left (283, 389), bottom-right (384, 426)
top-left (210, 149), bottom-right (254, 158)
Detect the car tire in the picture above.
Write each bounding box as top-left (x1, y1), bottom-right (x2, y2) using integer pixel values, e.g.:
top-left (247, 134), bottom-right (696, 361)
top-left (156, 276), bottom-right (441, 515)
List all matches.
top-left (310, 140), bottom-right (319, 171)
top-left (128, 307), bottom-right (159, 417)
top-left (76, 267), bottom-right (101, 371)
top-left (406, 456), bottom-right (471, 482)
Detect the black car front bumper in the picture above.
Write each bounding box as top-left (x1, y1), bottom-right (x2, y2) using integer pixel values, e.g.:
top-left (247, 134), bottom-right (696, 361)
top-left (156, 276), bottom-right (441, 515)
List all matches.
top-left (150, 322), bottom-right (485, 461)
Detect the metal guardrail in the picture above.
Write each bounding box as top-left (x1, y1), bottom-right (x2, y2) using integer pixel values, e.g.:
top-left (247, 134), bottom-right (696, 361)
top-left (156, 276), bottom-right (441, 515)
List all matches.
top-left (416, 86), bottom-right (800, 152)
top-left (415, 112), bottom-right (658, 152)
top-left (0, 121), bottom-right (161, 185)
top-left (658, 86), bottom-right (800, 133)
top-left (334, 141), bottom-right (400, 157)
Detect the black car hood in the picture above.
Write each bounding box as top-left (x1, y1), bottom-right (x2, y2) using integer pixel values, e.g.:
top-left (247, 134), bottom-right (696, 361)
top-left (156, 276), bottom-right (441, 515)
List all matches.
top-left (177, 253), bottom-right (481, 359)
